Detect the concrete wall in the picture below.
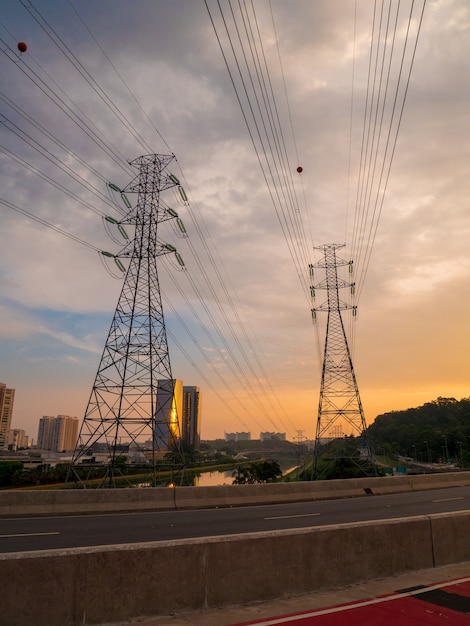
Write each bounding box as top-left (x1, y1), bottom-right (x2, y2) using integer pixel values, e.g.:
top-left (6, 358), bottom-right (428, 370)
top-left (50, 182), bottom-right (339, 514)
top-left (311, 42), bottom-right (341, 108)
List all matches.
top-left (0, 484), bottom-right (177, 517)
top-left (1, 511), bottom-right (469, 626)
top-left (1, 471), bottom-right (470, 517)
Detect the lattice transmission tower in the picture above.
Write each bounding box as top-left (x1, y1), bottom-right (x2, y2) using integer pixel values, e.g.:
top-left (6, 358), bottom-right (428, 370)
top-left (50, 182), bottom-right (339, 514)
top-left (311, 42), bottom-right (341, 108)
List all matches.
top-left (310, 243), bottom-right (375, 478)
top-left (68, 154), bottom-right (187, 487)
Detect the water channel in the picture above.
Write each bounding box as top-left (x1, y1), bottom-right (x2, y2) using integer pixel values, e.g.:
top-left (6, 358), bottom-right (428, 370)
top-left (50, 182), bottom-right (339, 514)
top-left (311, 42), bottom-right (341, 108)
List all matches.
top-left (193, 470), bottom-right (234, 487)
top-left (192, 466), bottom-right (298, 487)
top-left (135, 465), bottom-right (299, 488)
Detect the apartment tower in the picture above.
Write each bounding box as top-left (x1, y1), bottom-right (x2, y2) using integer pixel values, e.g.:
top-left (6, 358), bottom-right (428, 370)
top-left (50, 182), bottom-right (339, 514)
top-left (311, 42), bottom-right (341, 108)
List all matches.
top-left (0, 383), bottom-right (15, 450)
top-left (37, 415), bottom-right (79, 452)
top-left (182, 386), bottom-right (201, 451)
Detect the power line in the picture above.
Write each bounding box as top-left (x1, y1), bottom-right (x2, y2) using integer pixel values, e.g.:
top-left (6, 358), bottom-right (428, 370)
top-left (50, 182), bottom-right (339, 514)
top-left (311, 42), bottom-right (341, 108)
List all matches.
top-left (0, 196), bottom-right (101, 252)
top-left (348, 0), bottom-right (427, 302)
top-left (0, 4), bottom-right (302, 432)
top-left (205, 0), bottom-right (313, 305)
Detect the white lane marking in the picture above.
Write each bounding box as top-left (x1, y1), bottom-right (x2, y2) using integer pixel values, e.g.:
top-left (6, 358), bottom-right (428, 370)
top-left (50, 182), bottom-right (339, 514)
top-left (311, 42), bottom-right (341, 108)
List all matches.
top-left (432, 497), bottom-right (464, 502)
top-left (265, 513), bottom-right (321, 520)
top-left (0, 532), bottom-right (60, 538)
top-left (244, 576), bottom-right (470, 625)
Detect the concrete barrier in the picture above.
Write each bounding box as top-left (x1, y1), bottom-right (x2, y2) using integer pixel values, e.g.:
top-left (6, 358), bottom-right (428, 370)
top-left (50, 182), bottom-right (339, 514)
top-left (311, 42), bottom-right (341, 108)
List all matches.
top-left (1, 471), bottom-right (469, 517)
top-left (431, 511), bottom-right (470, 566)
top-left (0, 486), bottom-right (176, 517)
top-left (409, 471), bottom-right (470, 491)
top-left (1, 511), bottom-right (468, 626)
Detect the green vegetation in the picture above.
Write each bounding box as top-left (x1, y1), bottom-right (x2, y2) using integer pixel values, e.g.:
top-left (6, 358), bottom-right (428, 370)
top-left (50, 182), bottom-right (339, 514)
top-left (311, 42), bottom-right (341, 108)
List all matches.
top-left (0, 440), bottom-right (296, 489)
top-left (0, 461), bottom-right (24, 487)
top-left (297, 436), bottom-right (382, 481)
top-left (0, 462), bottom-right (73, 488)
top-left (1, 460), bottom-right (244, 490)
top-left (5, 399), bottom-right (467, 490)
top-left (366, 397), bottom-right (470, 466)
top-left (310, 457), bottom-right (383, 480)
top-left (300, 396), bottom-right (470, 480)
top-left (201, 438), bottom-right (300, 462)
top-left (232, 460), bottom-right (282, 484)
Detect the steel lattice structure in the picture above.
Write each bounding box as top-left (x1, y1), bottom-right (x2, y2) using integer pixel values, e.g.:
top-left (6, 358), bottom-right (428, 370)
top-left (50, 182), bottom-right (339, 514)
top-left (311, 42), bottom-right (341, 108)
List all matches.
top-left (311, 243), bottom-right (374, 477)
top-left (67, 154), bottom-right (185, 487)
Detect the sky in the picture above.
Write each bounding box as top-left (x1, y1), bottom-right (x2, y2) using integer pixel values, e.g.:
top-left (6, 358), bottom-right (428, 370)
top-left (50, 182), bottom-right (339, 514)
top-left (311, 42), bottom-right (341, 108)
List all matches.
top-left (1, 0), bottom-right (469, 443)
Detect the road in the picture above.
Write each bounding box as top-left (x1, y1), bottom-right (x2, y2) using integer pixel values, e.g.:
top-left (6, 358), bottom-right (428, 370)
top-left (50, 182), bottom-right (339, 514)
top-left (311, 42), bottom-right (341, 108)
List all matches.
top-left (1, 484), bottom-right (469, 554)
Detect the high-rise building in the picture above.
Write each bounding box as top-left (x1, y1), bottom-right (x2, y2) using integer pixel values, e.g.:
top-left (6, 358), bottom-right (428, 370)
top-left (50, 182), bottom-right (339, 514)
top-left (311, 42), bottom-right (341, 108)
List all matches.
top-left (0, 383), bottom-right (15, 451)
top-left (154, 379), bottom-right (183, 450)
top-left (225, 432), bottom-right (251, 442)
top-left (7, 429), bottom-right (29, 450)
top-left (260, 432), bottom-right (286, 442)
top-left (182, 386), bottom-right (201, 451)
top-left (37, 415), bottom-right (79, 452)
top-left (37, 416), bottom-right (56, 450)
top-left (53, 415), bottom-right (79, 452)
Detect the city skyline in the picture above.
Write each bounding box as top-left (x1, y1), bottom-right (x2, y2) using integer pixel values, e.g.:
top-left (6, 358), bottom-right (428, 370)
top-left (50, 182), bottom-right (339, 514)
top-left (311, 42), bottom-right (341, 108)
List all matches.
top-left (1, 1), bottom-right (470, 441)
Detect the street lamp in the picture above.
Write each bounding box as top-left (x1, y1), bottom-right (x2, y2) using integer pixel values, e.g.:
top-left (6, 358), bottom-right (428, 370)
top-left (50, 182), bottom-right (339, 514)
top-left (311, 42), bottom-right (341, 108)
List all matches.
top-left (424, 440), bottom-right (432, 464)
top-left (442, 435), bottom-right (449, 464)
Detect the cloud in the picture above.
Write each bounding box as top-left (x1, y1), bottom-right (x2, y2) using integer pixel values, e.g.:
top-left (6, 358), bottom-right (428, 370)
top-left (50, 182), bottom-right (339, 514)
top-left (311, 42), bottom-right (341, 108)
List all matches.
top-left (1, 0), bottom-right (469, 441)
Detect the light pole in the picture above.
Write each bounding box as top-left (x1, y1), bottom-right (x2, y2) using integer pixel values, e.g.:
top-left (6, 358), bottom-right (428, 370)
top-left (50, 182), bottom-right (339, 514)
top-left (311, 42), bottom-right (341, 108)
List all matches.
top-left (442, 435), bottom-right (449, 464)
top-left (424, 440), bottom-right (432, 464)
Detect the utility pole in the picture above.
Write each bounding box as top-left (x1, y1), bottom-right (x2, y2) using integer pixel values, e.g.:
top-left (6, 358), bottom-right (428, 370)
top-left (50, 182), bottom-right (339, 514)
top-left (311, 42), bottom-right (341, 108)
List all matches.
top-left (67, 154), bottom-right (186, 487)
top-left (442, 434), bottom-right (449, 464)
top-left (295, 429), bottom-right (305, 477)
top-left (310, 243), bottom-right (374, 478)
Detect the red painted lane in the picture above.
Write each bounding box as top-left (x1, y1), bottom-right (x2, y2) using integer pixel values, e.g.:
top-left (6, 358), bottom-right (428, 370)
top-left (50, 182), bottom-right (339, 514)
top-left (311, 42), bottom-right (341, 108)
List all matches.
top-left (231, 577), bottom-right (470, 626)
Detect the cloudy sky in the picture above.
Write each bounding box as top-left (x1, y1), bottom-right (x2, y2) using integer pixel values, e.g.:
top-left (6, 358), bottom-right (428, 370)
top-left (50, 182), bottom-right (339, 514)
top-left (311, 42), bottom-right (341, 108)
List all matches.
top-left (1, 0), bottom-right (469, 442)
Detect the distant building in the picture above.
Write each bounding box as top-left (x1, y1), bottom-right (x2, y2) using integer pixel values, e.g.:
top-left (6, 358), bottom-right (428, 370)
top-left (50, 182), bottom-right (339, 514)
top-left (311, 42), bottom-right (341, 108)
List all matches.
top-left (54, 415), bottom-right (79, 452)
top-left (7, 428), bottom-right (28, 450)
top-left (37, 416), bottom-right (55, 450)
top-left (37, 415), bottom-right (79, 452)
top-left (260, 432), bottom-right (286, 442)
top-left (155, 379), bottom-right (183, 450)
top-left (225, 432), bottom-right (251, 442)
top-left (0, 383), bottom-right (15, 451)
top-left (182, 386), bottom-right (201, 451)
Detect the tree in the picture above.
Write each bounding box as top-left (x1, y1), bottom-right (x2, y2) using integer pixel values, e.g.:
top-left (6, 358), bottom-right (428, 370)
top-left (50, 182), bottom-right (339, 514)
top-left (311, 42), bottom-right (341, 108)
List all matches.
top-left (232, 460), bottom-right (282, 484)
top-left (366, 397), bottom-right (470, 464)
top-left (0, 461), bottom-right (23, 487)
top-left (255, 460), bottom-right (282, 482)
top-left (321, 458), bottom-right (383, 480)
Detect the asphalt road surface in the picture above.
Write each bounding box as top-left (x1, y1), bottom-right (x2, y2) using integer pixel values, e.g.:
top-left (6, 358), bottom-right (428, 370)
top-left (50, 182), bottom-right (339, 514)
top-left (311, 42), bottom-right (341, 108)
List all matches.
top-left (0, 484), bottom-right (469, 554)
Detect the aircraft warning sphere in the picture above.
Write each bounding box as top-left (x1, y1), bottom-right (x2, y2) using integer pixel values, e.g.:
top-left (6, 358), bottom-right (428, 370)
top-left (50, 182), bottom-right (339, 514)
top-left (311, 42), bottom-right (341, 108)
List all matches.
top-left (17, 42), bottom-right (27, 53)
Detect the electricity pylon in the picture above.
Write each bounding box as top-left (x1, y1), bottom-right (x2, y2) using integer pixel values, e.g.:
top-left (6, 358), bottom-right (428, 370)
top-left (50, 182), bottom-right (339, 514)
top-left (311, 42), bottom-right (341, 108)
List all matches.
top-left (67, 154), bottom-right (187, 488)
top-left (310, 243), bottom-right (374, 478)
